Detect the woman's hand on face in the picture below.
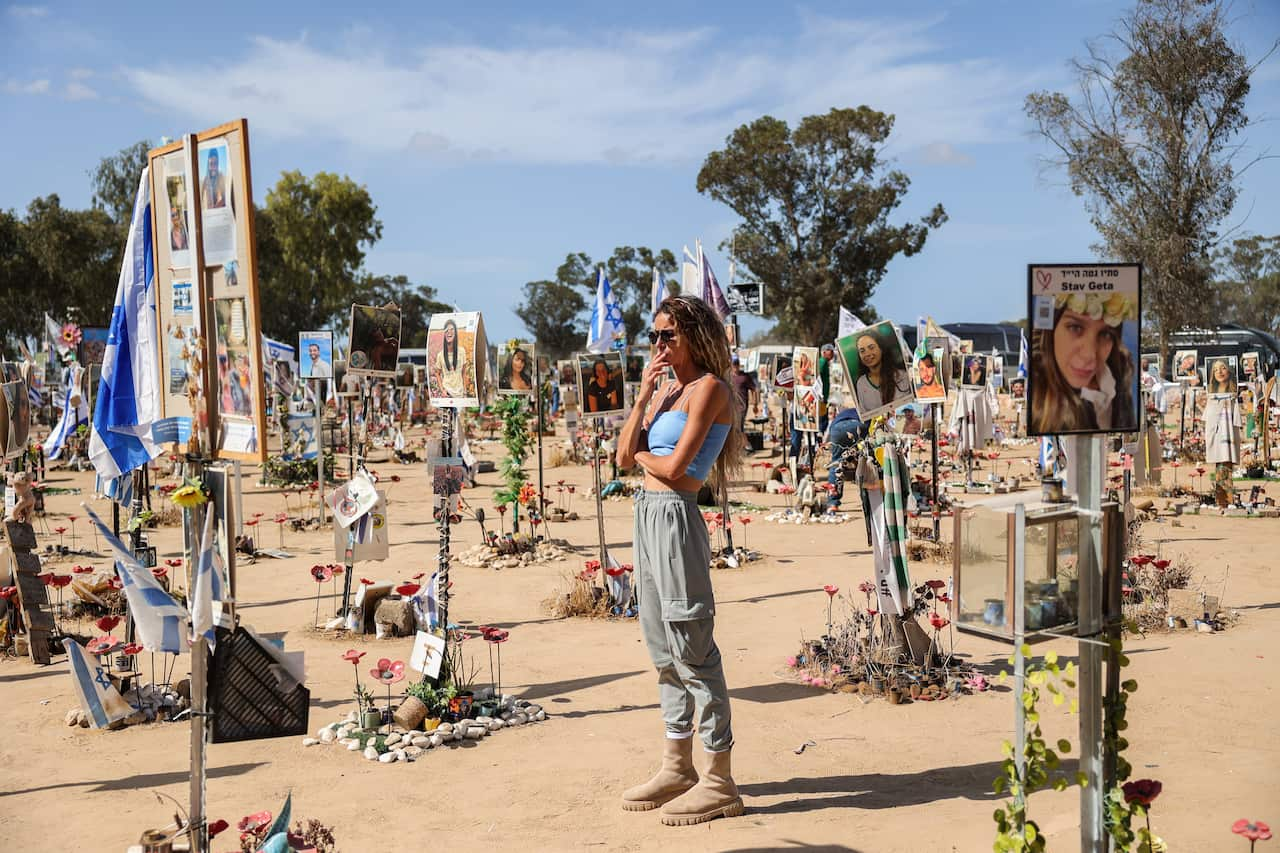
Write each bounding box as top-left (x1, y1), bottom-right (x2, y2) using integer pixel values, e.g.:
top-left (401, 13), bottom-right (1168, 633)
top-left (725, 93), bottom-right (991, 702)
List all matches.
top-left (640, 352), bottom-right (668, 398)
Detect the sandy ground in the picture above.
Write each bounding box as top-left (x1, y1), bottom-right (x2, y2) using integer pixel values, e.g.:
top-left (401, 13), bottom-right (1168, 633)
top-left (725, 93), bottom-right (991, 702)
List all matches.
top-left (0, 428), bottom-right (1277, 853)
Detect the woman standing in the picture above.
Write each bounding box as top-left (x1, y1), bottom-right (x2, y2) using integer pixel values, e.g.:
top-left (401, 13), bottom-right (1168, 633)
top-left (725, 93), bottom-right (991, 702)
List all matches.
top-left (615, 295), bottom-right (745, 826)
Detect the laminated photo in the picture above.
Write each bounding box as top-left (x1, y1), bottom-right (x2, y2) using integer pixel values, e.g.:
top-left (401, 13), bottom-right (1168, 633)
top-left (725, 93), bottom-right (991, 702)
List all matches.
top-left (497, 340), bottom-right (536, 394)
top-left (961, 355), bottom-right (990, 389)
top-left (426, 312), bottom-right (485, 408)
top-left (197, 140), bottom-right (236, 266)
top-left (299, 331), bottom-right (334, 381)
top-left (1172, 349), bottom-right (1199, 384)
top-left (1027, 263), bottom-right (1141, 435)
top-left (577, 351), bottom-right (625, 416)
top-left (1204, 354), bottom-right (1238, 396)
top-left (835, 320), bottom-right (915, 420)
top-left (348, 304), bottom-right (402, 377)
top-left (913, 349), bottom-right (946, 401)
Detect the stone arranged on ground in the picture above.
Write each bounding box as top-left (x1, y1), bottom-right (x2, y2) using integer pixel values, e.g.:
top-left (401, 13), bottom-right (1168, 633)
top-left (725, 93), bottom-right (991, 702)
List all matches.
top-left (455, 540), bottom-right (572, 569)
top-left (305, 698), bottom-right (549, 764)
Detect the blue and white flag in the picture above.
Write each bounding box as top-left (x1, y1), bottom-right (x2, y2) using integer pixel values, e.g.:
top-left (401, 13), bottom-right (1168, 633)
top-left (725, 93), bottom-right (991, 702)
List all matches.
top-left (651, 267), bottom-right (672, 316)
top-left (47, 366), bottom-right (89, 460)
top-left (88, 167), bottom-right (163, 481)
top-left (83, 505), bottom-right (188, 653)
top-left (412, 569), bottom-right (442, 631)
top-left (190, 503), bottom-right (227, 650)
top-left (65, 639), bottom-right (135, 728)
top-left (1018, 328), bottom-right (1029, 379)
top-left (698, 243), bottom-right (731, 320)
top-left (1039, 436), bottom-right (1061, 477)
top-left (95, 471), bottom-right (135, 507)
top-left (586, 267), bottom-right (625, 354)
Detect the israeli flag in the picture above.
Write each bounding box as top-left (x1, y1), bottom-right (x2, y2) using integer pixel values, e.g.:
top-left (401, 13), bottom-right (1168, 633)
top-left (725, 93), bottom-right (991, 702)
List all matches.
top-left (1039, 436), bottom-right (1059, 477)
top-left (83, 505), bottom-right (188, 653)
top-left (1018, 328), bottom-right (1029, 379)
top-left (412, 569), bottom-right (441, 630)
top-left (48, 366), bottom-right (89, 460)
top-left (88, 167), bottom-right (163, 481)
top-left (190, 503), bottom-right (227, 650)
top-left (698, 242), bottom-right (731, 320)
top-left (95, 471), bottom-right (135, 507)
top-left (586, 267), bottom-right (625, 354)
top-left (65, 639), bottom-right (135, 728)
top-left (651, 267), bottom-right (672, 315)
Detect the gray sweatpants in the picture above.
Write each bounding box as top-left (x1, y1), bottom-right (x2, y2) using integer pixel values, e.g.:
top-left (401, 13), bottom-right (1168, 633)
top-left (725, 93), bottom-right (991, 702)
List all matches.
top-left (633, 489), bottom-right (733, 752)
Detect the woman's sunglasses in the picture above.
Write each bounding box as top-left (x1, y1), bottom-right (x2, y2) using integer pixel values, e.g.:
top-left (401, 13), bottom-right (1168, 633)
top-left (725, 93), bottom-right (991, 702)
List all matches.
top-left (647, 329), bottom-right (677, 345)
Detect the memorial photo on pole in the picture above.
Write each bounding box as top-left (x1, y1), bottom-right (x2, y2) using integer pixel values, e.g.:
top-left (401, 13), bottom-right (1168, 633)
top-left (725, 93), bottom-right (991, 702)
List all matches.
top-left (1240, 351), bottom-right (1260, 380)
top-left (576, 351), bottom-right (625, 416)
top-left (1140, 352), bottom-right (1161, 380)
top-left (348, 304), bottom-right (402, 377)
top-left (913, 349), bottom-right (947, 401)
top-left (298, 331), bottom-right (334, 381)
top-left (1173, 349), bottom-right (1199, 384)
top-left (1204, 355), bottom-right (1238, 396)
top-left (961, 355), bottom-right (989, 389)
top-left (497, 340), bottom-right (536, 394)
top-left (426, 312), bottom-right (485, 408)
top-left (835, 320), bottom-right (914, 419)
top-left (1026, 263), bottom-right (1141, 436)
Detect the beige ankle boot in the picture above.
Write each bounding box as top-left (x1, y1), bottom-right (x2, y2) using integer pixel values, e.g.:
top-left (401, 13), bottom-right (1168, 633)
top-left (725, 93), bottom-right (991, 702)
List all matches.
top-left (660, 747), bottom-right (744, 825)
top-left (621, 736), bottom-right (699, 811)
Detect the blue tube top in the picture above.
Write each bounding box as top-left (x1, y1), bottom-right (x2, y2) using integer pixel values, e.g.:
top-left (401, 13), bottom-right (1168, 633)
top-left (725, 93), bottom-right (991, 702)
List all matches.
top-left (647, 411), bottom-right (731, 480)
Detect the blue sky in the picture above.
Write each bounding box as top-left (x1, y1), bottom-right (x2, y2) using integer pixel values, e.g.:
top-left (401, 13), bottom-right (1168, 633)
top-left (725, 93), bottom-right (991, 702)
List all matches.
top-left (3, 1), bottom-right (1279, 343)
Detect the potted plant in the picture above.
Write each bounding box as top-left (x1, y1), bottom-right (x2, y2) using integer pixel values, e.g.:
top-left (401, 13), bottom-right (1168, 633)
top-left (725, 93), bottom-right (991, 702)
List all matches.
top-left (396, 680), bottom-right (433, 731)
top-left (356, 684), bottom-right (380, 730)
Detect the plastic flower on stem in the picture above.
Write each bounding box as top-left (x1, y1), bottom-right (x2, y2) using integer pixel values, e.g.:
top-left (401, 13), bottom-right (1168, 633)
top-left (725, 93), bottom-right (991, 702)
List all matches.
top-left (72, 565), bottom-right (93, 574)
top-left (207, 819), bottom-right (228, 839)
top-left (929, 612), bottom-right (950, 631)
top-left (1122, 779), bottom-right (1162, 807)
top-left (87, 636), bottom-right (122, 656)
top-left (1232, 819), bottom-right (1272, 847)
top-left (122, 642), bottom-right (144, 656)
top-left (96, 615), bottom-right (122, 633)
top-left (310, 565), bottom-right (333, 583)
top-left (237, 812), bottom-right (272, 842)
top-left (369, 658), bottom-right (405, 684)
top-left (171, 480), bottom-right (208, 509)
top-left (395, 583), bottom-right (420, 597)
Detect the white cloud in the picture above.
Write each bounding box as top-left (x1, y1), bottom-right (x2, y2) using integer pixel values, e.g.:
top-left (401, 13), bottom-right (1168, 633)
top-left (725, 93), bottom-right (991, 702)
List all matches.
top-left (122, 15), bottom-right (1041, 165)
top-left (3, 78), bottom-right (50, 95)
top-left (64, 80), bottom-right (97, 100)
top-left (6, 4), bottom-right (48, 17)
top-left (916, 141), bottom-right (975, 166)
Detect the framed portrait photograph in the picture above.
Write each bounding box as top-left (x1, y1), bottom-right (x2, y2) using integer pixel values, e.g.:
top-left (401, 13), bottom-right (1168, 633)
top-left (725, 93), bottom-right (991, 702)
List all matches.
top-left (1026, 263), bottom-right (1141, 436)
top-left (497, 340), bottom-right (536, 395)
top-left (576, 351), bottom-right (625, 416)
top-left (395, 361), bottom-right (416, 389)
top-left (771, 352), bottom-right (794, 390)
top-left (348, 304), bottom-right (402, 377)
top-left (79, 327), bottom-right (109, 365)
top-left (557, 360), bottom-right (576, 387)
top-left (625, 353), bottom-right (645, 384)
top-left (426, 312), bottom-right (485, 408)
top-left (333, 359), bottom-right (362, 398)
top-left (792, 386), bottom-right (820, 433)
top-left (1172, 349), bottom-right (1199, 384)
top-left (792, 347), bottom-right (818, 388)
top-left (913, 349), bottom-right (947, 401)
top-left (835, 320), bottom-right (915, 420)
top-left (960, 354), bottom-right (990, 389)
top-left (1009, 376), bottom-right (1027, 400)
top-left (1203, 355), bottom-right (1238, 396)
top-left (299, 331), bottom-right (334, 381)
top-left (1241, 351), bottom-right (1260, 380)
top-left (1139, 352), bottom-right (1161, 380)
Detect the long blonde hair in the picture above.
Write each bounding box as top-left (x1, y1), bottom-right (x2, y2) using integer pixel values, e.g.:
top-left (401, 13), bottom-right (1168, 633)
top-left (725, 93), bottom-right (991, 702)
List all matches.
top-left (655, 295), bottom-right (743, 494)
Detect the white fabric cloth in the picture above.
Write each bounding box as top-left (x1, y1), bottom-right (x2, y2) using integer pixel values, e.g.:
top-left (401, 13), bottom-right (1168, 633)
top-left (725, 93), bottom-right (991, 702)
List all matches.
top-left (1204, 395), bottom-right (1241, 465)
top-left (949, 387), bottom-right (994, 454)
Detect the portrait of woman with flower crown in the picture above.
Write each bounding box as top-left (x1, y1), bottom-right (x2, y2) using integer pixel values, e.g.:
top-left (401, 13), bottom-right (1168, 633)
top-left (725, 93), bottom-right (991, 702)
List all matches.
top-left (1029, 268), bottom-right (1141, 435)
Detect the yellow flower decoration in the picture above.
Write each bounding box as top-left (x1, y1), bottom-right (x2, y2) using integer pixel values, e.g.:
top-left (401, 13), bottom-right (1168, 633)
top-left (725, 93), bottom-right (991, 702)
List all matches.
top-left (1054, 292), bottom-right (1136, 327)
top-left (171, 482), bottom-right (208, 508)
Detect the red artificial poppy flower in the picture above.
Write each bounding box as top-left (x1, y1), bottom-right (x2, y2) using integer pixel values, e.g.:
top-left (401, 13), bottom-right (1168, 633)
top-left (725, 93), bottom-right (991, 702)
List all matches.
top-left (823, 585), bottom-right (839, 597)
top-left (621, 563), bottom-right (634, 573)
top-left (929, 613), bottom-right (950, 630)
top-left (396, 583), bottom-right (420, 597)
top-left (151, 567), bottom-right (168, 580)
top-left (738, 515), bottom-right (752, 525)
top-left (274, 513), bottom-right (288, 523)
top-left (50, 575), bottom-right (72, 588)
top-left (937, 592), bottom-right (952, 605)
top-left (605, 565), bottom-right (626, 577)
top-left (207, 819), bottom-right (229, 839)
top-left (411, 572), bottom-right (425, 580)
top-left (245, 519), bottom-right (259, 527)
top-left (237, 811), bottom-right (272, 835)
top-left (1129, 555), bottom-right (1152, 566)
top-left (1153, 559), bottom-right (1170, 571)
top-left (369, 658), bottom-right (406, 684)
top-left (485, 629), bottom-right (510, 643)
top-left (1232, 820), bottom-right (1272, 842)
top-left (584, 559), bottom-right (601, 572)
top-left (122, 642), bottom-right (144, 656)
top-left (1121, 779), bottom-right (1162, 806)
top-left (330, 564), bottom-right (344, 574)
top-left (926, 579), bottom-right (947, 590)
top-left (253, 512), bottom-right (264, 519)
top-left (54, 527), bottom-right (67, 536)
top-left (0, 586), bottom-right (17, 600)
top-left (496, 504), bottom-right (508, 515)
top-left (96, 615), bottom-right (122, 633)
top-left (342, 649), bottom-right (365, 665)
top-left (310, 565), bottom-right (333, 583)
top-left (72, 565), bottom-right (93, 574)
top-left (858, 581), bottom-right (875, 594)
top-left (87, 636), bottom-right (122, 656)
top-left (360, 577), bottom-right (374, 585)
top-left (38, 572), bottom-right (55, 585)
top-left (108, 577), bottom-right (123, 590)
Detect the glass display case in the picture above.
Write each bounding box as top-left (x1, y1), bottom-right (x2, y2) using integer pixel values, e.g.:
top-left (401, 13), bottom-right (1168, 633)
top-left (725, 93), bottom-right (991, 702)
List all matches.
top-left (951, 501), bottom-right (1119, 641)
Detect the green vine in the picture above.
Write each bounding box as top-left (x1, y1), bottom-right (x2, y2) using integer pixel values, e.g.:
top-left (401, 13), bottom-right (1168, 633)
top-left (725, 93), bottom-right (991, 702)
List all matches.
top-left (992, 649), bottom-right (1083, 852)
top-left (490, 396), bottom-right (532, 528)
top-left (1104, 630), bottom-right (1145, 849)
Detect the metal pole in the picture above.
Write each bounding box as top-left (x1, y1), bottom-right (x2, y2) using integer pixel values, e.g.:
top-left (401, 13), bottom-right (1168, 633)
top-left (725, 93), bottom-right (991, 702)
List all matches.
top-left (535, 360), bottom-right (545, 536)
top-left (931, 403), bottom-right (940, 541)
top-left (435, 409), bottom-right (455, 680)
top-left (1073, 435), bottom-right (1105, 852)
top-left (315, 379), bottom-right (325, 524)
top-left (593, 419), bottom-right (607, 586)
top-left (1013, 503), bottom-right (1027, 791)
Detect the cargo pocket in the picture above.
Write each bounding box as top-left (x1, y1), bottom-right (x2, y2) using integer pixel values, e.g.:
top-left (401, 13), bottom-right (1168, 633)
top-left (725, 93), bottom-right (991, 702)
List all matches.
top-left (658, 501), bottom-right (715, 621)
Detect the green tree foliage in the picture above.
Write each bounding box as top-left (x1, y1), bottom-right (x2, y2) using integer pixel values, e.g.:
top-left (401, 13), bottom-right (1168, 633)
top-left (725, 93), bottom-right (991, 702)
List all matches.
top-left (89, 140), bottom-right (151, 227)
top-left (354, 273), bottom-right (453, 348)
top-left (1025, 0), bottom-right (1272, 348)
top-left (515, 276), bottom-right (587, 361)
top-left (1212, 233), bottom-right (1280, 332)
top-left (255, 170), bottom-right (383, 339)
top-left (696, 107), bottom-right (946, 345)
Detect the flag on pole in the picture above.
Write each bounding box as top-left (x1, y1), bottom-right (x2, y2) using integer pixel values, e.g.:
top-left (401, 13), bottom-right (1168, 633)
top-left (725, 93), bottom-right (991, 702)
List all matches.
top-left (1018, 328), bottom-right (1029, 379)
top-left (697, 241), bottom-right (731, 320)
top-left (838, 307), bottom-right (866, 338)
top-left (681, 246), bottom-right (700, 294)
top-left (45, 313), bottom-right (70, 356)
top-left (651, 268), bottom-right (672, 315)
top-left (47, 366), bottom-right (90, 460)
top-left (413, 568), bottom-right (441, 630)
top-left (84, 505), bottom-right (188, 653)
top-left (586, 267), bottom-right (625, 354)
top-left (88, 167), bottom-right (163, 481)
top-left (65, 639), bottom-right (135, 728)
top-left (190, 503), bottom-right (227, 650)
